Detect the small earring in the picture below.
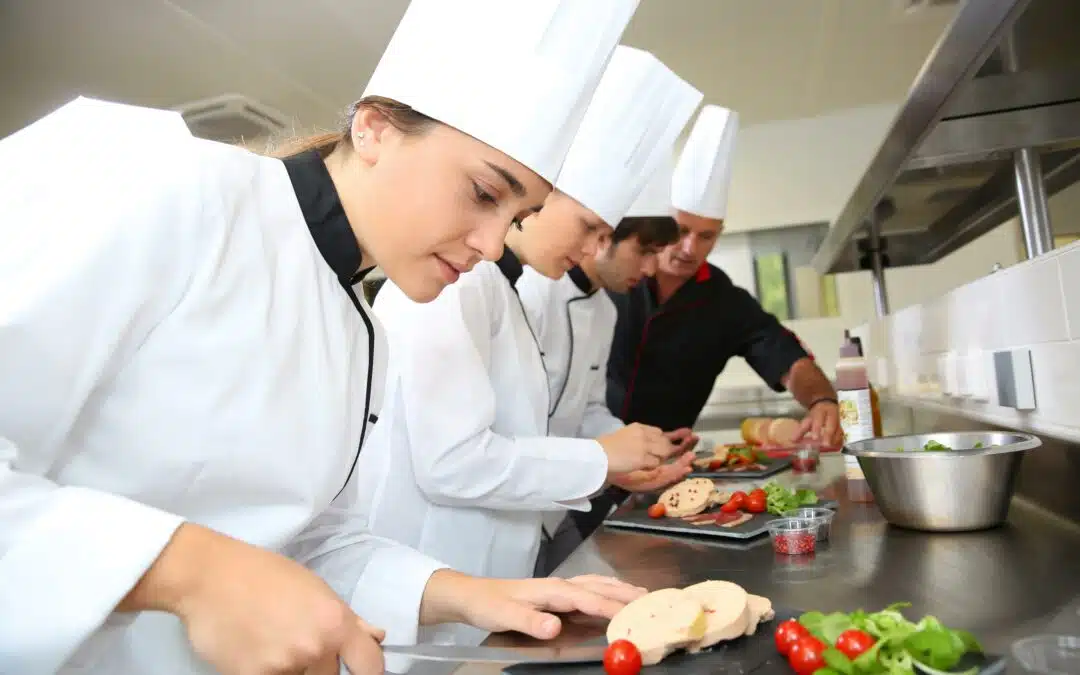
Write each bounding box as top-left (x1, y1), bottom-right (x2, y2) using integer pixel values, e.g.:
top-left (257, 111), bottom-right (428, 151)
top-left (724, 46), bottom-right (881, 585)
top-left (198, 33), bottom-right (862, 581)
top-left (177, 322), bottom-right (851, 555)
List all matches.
top-left (356, 132), bottom-right (366, 143)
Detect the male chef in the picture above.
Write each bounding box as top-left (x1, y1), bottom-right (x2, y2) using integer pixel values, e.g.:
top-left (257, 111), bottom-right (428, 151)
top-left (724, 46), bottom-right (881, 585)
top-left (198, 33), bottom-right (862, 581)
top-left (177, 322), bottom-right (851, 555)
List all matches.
top-left (606, 105), bottom-right (844, 448)
top-left (519, 158), bottom-right (697, 576)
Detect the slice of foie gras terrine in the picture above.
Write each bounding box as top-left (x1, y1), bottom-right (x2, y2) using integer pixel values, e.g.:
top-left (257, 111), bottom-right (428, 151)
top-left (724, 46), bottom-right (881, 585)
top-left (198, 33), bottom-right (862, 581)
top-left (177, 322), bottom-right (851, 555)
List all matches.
top-left (657, 477), bottom-right (715, 517)
top-left (745, 594), bottom-right (775, 636)
top-left (606, 588), bottom-right (707, 666)
top-left (682, 580), bottom-right (752, 652)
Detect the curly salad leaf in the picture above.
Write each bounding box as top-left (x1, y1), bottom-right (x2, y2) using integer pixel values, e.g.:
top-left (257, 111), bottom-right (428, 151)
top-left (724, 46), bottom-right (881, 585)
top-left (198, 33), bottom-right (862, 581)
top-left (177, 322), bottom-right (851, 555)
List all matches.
top-left (798, 603), bottom-right (984, 675)
top-left (761, 480), bottom-right (818, 515)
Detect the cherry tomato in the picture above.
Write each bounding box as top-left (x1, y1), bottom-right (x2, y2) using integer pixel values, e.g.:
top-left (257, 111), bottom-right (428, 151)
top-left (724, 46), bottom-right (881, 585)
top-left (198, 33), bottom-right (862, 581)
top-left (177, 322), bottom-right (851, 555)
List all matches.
top-left (730, 491), bottom-right (747, 507)
top-left (720, 498), bottom-right (741, 513)
top-left (708, 459), bottom-right (727, 471)
top-left (647, 503), bottom-right (666, 519)
top-left (835, 629), bottom-right (876, 659)
top-left (745, 492), bottom-right (767, 513)
top-left (788, 635), bottom-right (826, 675)
top-left (603, 639), bottom-right (642, 675)
top-left (749, 488), bottom-right (767, 500)
top-left (773, 619), bottom-right (808, 656)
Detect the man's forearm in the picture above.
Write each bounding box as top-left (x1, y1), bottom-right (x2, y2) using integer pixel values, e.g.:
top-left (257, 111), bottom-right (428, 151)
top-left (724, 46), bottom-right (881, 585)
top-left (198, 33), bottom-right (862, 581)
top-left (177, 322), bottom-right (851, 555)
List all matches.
top-left (781, 357), bottom-right (837, 409)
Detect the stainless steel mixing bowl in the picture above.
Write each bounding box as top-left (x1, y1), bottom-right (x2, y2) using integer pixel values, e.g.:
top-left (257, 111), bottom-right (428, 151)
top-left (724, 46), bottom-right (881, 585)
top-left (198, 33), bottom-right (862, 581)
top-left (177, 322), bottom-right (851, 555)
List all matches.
top-left (844, 431), bottom-right (1042, 532)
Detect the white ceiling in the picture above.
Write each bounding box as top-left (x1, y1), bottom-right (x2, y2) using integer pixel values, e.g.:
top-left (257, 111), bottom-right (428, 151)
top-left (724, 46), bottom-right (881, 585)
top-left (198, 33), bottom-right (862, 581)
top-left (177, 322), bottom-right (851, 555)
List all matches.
top-left (0, 0), bottom-right (955, 139)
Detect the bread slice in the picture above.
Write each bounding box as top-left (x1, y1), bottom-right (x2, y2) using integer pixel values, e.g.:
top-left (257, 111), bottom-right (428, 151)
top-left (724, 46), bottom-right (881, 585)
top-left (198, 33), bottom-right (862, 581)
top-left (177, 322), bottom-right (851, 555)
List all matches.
top-left (657, 478), bottom-right (715, 517)
top-left (744, 594), bottom-right (775, 636)
top-left (606, 588), bottom-right (707, 666)
top-left (766, 418), bottom-right (801, 446)
top-left (682, 581), bottom-right (751, 651)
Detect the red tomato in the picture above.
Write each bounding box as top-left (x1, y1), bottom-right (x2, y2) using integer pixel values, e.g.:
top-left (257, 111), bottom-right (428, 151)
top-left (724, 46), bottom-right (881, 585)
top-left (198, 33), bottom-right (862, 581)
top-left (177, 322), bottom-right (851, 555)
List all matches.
top-left (788, 635), bottom-right (826, 675)
top-left (773, 619), bottom-right (807, 656)
top-left (603, 639), bottom-right (642, 675)
top-left (720, 498), bottom-right (741, 513)
top-left (730, 491), bottom-right (747, 507)
top-left (749, 488), bottom-right (767, 500)
top-left (708, 459), bottom-right (727, 471)
top-left (745, 492), bottom-right (767, 513)
top-left (646, 503), bottom-right (666, 519)
top-left (835, 629), bottom-right (876, 659)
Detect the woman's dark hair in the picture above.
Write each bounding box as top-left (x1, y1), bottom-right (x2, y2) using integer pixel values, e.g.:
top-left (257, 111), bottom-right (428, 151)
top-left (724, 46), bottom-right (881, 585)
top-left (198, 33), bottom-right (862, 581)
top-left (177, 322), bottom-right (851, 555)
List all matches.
top-left (269, 96), bottom-right (438, 159)
top-left (612, 216), bottom-right (680, 249)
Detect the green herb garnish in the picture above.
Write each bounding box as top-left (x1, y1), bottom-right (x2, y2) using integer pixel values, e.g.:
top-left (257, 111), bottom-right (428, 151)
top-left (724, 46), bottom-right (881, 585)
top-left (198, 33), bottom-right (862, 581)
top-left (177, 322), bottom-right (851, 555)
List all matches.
top-left (797, 603), bottom-right (983, 675)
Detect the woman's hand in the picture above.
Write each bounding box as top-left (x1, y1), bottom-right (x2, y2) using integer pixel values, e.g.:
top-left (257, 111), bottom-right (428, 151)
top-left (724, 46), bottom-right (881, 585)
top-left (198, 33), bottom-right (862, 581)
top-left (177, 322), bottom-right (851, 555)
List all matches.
top-left (609, 451), bottom-right (694, 493)
top-left (118, 523), bottom-right (386, 675)
top-left (419, 570), bottom-right (646, 639)
top-left (598, 423), bottom-right (677, 476)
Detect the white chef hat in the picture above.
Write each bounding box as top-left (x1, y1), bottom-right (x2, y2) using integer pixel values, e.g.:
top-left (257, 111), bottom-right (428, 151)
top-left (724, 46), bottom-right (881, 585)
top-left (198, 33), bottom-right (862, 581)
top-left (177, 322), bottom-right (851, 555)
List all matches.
top-left (362, 0), bottom-right (640, 183)
top-left (554, 46), bottom-right (702, 227)
top-left (671, 104), bottom-right (739, 220)
top-left (3, 97), bottom-right (191, 152)
top-left (623, 151), bottom-right (675, 220)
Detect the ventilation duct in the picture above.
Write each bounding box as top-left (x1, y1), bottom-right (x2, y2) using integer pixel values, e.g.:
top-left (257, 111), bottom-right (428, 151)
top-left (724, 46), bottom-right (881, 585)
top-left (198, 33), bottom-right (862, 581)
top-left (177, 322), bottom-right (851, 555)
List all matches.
top-left (175, 94), bottom-right (288, 144)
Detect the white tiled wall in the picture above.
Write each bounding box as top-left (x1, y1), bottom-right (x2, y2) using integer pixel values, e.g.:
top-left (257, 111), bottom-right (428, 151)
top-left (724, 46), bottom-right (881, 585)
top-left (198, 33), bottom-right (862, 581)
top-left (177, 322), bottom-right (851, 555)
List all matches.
top-left (853, 239), bottom-right (1080, 443)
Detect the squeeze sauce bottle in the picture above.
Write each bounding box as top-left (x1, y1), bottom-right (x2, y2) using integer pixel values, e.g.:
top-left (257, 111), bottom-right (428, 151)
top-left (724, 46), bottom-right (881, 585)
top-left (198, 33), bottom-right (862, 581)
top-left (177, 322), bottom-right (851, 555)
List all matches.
top-left (836, 331), bottom-right (878, 503)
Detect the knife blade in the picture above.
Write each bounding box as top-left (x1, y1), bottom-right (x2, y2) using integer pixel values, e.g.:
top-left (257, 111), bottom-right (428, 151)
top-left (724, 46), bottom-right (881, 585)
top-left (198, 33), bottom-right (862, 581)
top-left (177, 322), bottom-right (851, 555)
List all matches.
top-left (380, 642), bottom-right (608, 664)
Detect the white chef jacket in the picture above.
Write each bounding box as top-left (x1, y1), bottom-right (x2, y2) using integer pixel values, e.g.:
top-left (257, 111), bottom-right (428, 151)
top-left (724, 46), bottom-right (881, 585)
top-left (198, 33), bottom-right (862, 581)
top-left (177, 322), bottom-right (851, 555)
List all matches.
top-left (516, 267), bottom-right (625, 539)
top-left (356, 250), bottom-right (609, 653)
top-left (0, 103), bottom-right (446, 674)
top-left (517, 267), bottom-right (625, 440)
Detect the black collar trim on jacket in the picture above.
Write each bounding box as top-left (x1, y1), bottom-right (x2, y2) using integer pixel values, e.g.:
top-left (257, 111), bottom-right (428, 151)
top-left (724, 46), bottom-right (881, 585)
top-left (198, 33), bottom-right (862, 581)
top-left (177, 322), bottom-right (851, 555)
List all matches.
top-left (282, 150), bottom-right (372, 284)
top-left (495, 247), bottom-right (525, 288)
top-left (568, 265), bottom-right (596, 296)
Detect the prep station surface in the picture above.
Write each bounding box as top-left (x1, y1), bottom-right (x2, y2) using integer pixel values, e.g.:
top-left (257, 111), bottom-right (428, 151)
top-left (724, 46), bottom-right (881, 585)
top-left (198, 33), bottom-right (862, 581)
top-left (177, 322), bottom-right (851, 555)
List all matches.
top-left (465, 456), bottom-right (1080, 674)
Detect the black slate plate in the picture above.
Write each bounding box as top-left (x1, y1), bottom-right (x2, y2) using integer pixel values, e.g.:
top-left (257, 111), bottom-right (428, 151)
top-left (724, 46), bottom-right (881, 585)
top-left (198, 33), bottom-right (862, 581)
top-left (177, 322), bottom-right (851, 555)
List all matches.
top-left (691, 457), bottom-right (793, 480)
top-left (504, 609), bottom-right (1006, 675)
top-left (604, 496), bottom-right (838, 541)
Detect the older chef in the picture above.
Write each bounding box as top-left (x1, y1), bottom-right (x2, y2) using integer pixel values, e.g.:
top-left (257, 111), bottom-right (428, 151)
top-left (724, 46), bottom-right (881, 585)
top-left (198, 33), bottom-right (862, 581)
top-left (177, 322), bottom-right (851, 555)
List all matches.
top-left (0, 1), bottom-right (647, 674)
top-left (606, 105), bottom-right (844, 446)
top-left (518, 158), bottom-right (699, 576)
top-left (357, 45), bottom-right (701, 660)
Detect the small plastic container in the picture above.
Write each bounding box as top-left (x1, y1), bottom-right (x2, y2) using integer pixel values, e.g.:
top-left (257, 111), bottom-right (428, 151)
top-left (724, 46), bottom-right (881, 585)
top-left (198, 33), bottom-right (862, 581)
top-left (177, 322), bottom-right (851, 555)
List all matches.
top-left (767, 517), bottom-right (818, 556)
top-left (782, 507), bottom-right (835, 542)
top-left (792, 445), bottom-right (820, 473)
top-left (1012, 634), bottom-right (1080, 674)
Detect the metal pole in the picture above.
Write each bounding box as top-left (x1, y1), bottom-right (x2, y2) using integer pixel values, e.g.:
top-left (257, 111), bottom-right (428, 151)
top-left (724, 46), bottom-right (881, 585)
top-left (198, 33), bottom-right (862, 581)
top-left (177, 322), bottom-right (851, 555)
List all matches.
top-left (1000, 32), bottom-right (1054, 258)
top-left (869, 218), bottom-right (890, 318)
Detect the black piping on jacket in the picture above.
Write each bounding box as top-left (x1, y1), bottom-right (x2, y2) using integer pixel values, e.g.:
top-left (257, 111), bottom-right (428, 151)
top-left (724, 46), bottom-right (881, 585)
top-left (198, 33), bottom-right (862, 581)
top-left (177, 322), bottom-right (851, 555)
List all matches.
top-left (283, 150), bottom-right (375, 501)
top-left (549, 266), bottom-right (598, 418)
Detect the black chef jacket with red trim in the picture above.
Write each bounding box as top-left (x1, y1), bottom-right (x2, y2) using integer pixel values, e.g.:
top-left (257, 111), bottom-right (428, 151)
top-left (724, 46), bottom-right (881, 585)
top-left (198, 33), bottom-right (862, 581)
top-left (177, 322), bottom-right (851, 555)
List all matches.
top-left (606, 262), bottom-right (810, 432)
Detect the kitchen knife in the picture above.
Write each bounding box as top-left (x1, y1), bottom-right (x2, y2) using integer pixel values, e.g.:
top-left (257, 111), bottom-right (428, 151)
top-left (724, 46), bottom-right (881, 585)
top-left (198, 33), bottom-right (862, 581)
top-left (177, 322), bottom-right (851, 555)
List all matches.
top-left (380, 642), bottom-right (608, 664)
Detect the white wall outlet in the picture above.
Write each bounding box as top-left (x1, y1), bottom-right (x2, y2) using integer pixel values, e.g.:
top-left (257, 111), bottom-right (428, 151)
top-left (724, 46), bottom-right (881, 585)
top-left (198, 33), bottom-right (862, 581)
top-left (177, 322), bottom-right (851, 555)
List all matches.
top-left (943, 352), bottom-right (962, 397)
top-left (965, 350), bottom-right (991, 402)
top-left (993, 348), bottom-right (1037, 410)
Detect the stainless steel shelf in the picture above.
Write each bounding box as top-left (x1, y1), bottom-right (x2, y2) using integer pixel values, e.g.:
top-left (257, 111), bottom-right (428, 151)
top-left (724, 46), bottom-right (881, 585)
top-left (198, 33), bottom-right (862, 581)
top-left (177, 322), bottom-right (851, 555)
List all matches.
top-left (812, 0), bottom-right (1080, 275)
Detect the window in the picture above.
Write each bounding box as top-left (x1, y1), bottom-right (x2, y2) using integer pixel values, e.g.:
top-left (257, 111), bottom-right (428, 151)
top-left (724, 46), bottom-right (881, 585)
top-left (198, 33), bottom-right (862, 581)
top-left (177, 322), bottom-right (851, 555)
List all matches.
top-left (748, 222), bottom-right (841, 320)
top-left (753, 252), bottom-right (791, 320)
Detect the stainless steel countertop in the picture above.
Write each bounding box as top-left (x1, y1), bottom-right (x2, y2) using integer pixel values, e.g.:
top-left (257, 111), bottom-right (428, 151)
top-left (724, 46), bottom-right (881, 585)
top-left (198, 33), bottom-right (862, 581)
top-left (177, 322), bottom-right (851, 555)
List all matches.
top-left (472, 455), bottom-right (1080, 674)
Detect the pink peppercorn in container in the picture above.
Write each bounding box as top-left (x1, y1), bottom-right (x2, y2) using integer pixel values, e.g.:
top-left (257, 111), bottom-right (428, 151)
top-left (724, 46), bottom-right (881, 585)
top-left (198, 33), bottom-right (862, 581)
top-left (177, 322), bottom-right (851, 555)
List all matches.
top-left (767, 517), bottom-right (818, 555)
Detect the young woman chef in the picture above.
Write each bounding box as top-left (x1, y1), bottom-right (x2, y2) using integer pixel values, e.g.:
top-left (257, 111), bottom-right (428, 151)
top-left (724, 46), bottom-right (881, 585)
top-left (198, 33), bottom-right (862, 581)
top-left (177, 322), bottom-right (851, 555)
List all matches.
top-left (357, 45), bottom-right (702, 656)
top-left (0, 1), bottom-right (649, 674)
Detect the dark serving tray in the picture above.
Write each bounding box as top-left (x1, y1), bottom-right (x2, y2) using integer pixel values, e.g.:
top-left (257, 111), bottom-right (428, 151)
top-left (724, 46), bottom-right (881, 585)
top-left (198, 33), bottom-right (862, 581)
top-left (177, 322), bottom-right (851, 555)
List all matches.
top-left (605, 492), bottom-right (837, 541)
top-left (504, 609), bottom-right (1006, 675)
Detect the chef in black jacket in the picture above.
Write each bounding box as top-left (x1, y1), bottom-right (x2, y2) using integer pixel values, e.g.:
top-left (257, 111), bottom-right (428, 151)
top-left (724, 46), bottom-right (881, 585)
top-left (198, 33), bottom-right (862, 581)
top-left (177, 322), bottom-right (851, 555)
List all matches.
top-left (551, 105), bottom-right (844, 555)
top-left (608, 104), bottom-right (843, 449)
